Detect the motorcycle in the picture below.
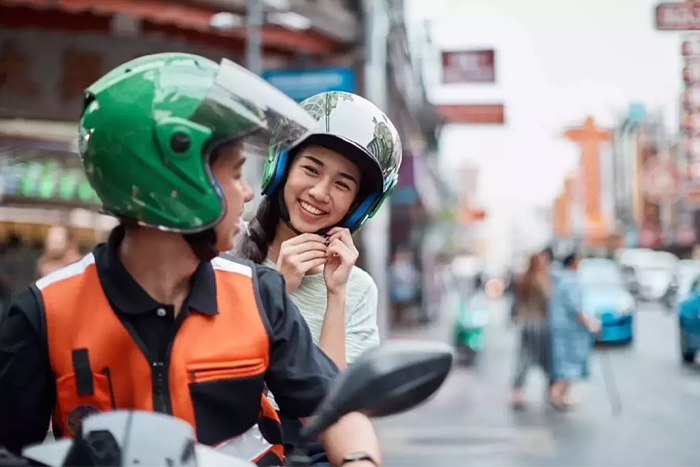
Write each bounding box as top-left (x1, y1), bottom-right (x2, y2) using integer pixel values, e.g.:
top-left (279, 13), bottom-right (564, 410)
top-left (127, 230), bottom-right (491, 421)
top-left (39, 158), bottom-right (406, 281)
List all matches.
top-left (452, 288), bottom-right (489, 366)
top-left (1, 340), bottom-right (454, 467)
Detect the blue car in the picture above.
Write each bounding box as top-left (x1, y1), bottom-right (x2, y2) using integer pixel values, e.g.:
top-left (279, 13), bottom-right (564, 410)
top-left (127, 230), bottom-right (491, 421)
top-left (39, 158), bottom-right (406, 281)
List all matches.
top-left (675, 261), bottom-right (700, 363)
top-left (578, 259), bottom-right (636, 344)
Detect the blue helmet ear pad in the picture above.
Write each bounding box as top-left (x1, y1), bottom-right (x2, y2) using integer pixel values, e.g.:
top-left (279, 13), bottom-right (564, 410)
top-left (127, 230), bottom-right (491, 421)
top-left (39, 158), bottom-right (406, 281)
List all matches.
top-left (262, 149), bottom-right (291, 197)
top-left (343, 192), bottom-right (379, 230)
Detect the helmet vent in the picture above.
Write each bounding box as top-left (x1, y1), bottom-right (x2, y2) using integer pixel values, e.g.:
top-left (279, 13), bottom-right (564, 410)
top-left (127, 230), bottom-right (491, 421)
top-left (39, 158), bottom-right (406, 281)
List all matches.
top-left (170, 132), bottom-right (191, 153)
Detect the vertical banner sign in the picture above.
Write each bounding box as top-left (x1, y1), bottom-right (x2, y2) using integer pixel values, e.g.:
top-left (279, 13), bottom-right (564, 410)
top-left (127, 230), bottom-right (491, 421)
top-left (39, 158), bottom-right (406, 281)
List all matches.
top-left (681, 34), bottom-right (700, 205)
top-left (563, 117), bottom-right (611, 245)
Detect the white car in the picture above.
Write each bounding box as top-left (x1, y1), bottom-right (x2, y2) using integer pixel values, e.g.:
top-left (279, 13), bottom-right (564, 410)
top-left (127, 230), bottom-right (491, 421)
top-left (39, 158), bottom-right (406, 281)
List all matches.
top-left (618, 249), bottom-right (678, 302)
top-left (670, 259), bottom-right (700, 307)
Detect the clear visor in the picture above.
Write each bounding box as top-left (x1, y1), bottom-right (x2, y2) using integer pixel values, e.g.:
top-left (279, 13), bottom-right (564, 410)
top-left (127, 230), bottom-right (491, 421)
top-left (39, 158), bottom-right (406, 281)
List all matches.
top-left (190, 58), bottom-right (317, 154)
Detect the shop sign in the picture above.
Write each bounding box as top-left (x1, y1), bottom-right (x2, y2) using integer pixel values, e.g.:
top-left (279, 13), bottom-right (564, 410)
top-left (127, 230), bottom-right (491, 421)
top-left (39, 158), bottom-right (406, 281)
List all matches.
top-left (261, 67), bottom-right (355, 102)
top-left (435, 104), bottom-right (505, 124)
top-left (656, 2), bottom-right (700, 30)
top-left (441, 50), bottom-right (496, 84)
top-left (681, 34), bottom-right (700, 187)
top-left (641, 158), bottom-right (681, 203)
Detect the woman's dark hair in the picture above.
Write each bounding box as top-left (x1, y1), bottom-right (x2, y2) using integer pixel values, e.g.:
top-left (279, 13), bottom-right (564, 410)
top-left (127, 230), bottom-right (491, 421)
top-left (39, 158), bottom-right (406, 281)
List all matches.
top-left (517, 253), bottom-right (544, 302)
top-left (234, 196), bottom-right (281, 263)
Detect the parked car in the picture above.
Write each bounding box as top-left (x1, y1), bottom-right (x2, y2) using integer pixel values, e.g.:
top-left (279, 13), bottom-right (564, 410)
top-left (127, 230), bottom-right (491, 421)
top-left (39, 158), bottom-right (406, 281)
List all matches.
top-left (618, 249), bottom-right (678, 303)
top-left (667, 260), bottom-right (700, 310)
top-left (675, 266), bottom-right (700, 364)
top-left (578, 258), bottom-right (636, 344)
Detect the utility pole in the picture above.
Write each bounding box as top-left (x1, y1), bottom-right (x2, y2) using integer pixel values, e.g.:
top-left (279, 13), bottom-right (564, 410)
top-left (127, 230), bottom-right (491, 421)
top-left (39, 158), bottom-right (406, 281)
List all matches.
top-left (246, 0), bottom-right (264, 76)
top-left (244, 0), bottom-right (265, 214)
top-left (362, 0), bottom-right (391, 340)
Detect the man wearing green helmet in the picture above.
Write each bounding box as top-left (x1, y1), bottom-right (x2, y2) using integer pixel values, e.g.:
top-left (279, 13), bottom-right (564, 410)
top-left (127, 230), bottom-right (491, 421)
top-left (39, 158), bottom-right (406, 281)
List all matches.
top-left (234, 91), bottom-right (402, 462)
top-left (0, 54), bottom-right (380, 467)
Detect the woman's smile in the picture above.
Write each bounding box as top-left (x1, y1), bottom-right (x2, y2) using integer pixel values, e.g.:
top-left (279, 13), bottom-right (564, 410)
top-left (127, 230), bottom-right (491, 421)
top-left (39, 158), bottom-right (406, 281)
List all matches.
top-left (297, 199), bottom-right (329, 219)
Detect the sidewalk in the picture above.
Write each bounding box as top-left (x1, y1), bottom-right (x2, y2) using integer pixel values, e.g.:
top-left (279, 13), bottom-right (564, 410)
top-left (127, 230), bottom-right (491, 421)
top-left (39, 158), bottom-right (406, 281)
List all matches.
top-left (386, 285), bottom-right (462, 343)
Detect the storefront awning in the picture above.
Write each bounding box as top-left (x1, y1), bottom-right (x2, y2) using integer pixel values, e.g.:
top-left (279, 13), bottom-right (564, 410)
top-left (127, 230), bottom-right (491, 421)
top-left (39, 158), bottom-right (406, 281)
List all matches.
top-left (0, 0), bottom-right (338, 55)
top-left (0, 120), bottom-right (100, 208)
top-left (0, 149), bottom-right (101, 208)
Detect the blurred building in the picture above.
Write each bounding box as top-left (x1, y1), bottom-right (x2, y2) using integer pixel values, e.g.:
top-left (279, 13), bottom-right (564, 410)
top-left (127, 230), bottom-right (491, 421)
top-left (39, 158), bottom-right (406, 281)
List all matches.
top-left (609, 106), bottom-right (691, 252)
top-left (0, 0), bottom-right (447, 328)
top-left (551, 105), bottom-right (695, 256)
top-left (0, 0), bottom-right (364, 238)
top-left (376, 0), bottom-right (446, 325)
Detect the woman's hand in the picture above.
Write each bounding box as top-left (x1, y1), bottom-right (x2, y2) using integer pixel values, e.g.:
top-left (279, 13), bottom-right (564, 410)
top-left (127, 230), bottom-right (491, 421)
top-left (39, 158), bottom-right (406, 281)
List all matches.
top-left (276, 233), bottom-right (328, 294)
top-left (580, 313), bottom-right (601, 335)
top-left (323, 227), bottom-right (359, 296)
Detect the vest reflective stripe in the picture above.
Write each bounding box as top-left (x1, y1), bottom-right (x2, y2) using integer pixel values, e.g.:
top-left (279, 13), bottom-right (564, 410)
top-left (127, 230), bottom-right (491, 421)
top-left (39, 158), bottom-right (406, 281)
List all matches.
top-left (39, 253), bottom-right (284, 466)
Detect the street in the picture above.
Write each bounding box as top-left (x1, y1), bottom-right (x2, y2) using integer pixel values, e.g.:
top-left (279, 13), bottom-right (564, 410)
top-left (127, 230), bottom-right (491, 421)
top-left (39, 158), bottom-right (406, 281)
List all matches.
top-left (377, 296), bottom-right (700, 466)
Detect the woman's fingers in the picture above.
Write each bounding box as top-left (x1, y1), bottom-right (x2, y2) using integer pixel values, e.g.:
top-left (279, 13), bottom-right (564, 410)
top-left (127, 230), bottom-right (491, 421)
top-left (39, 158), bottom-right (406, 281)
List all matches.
top-left (284, 233), bottom-right (326, 247)
top-left (297, 249), bottom-right (328, 263)
top-left (326, 228), bottom-right (356, 252)
top-left (283, 240), bottom-right (328, 257)
top-left (305, 257), bottom-right (328, 270)
top-left (327, 240), bottom-right (354, 261)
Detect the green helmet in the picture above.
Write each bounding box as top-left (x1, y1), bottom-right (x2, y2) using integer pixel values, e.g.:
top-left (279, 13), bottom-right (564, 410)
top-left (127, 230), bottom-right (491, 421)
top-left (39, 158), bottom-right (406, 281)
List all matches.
top-left (78, 53), bottom-right (316, 232)
top-left (260, 91), bottom-right (402, 233)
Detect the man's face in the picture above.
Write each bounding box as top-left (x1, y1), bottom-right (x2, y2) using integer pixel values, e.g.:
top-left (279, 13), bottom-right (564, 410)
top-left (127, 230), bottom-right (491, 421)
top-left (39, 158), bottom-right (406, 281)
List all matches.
top-left (211, 144), bottom-right (253, 253)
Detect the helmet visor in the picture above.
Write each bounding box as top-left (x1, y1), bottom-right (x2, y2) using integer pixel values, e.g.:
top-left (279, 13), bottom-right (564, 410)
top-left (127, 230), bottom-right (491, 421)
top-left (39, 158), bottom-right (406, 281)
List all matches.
top-left (190, 58), bottom-right (316, 153)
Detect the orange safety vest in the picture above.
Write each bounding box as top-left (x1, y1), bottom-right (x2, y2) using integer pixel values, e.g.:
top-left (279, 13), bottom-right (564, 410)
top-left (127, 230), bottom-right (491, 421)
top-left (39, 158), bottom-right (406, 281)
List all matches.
top-left (37, 254), bottom-right (285, 466)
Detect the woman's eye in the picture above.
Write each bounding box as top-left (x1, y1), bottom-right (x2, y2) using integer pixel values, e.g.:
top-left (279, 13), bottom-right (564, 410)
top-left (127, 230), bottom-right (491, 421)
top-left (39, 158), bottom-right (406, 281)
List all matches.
top-left (336, 181), bottom-right (350, 190)
top-left (303, 166), bottom-right (318, 175)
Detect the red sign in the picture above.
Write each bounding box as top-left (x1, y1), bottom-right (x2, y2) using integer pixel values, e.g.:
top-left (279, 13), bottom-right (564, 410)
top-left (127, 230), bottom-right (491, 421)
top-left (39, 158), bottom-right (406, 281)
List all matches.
top-left (435, 104), bottom-right (505, 124)
top-left (684, 59), bottom-right (700, 83)
top-left (641, 159), bottom-right (680, 202)
top-left (656, 2), bottom-right (700, 30)
top-left (683, 37), bottom-right (700, 55)
top-left (441, 50), bottom-right (496, 84)
top-left (639, 226), bottom-right (662, 247)
top-left (678, 224), bottom-right (697, 244)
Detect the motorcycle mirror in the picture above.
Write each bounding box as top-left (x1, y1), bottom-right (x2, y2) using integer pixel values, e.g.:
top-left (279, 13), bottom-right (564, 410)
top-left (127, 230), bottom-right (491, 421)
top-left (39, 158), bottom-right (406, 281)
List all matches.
top-left (299, 340), bottom-right (454, 443)
top-left (22, 411), bottom-right (253, 467)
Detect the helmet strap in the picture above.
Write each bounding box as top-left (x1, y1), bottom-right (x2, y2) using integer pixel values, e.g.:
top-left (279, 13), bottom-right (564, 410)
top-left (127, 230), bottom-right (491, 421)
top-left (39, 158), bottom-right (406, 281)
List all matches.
top-left (276, 190), bottom-right (305, 236)
top-left (183, 228), bottom-right (219, 262)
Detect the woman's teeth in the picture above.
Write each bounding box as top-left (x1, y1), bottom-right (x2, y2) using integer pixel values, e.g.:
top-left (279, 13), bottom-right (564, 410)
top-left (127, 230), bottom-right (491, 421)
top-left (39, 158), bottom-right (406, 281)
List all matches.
top-left (300, 200), bottom-right (325, 215)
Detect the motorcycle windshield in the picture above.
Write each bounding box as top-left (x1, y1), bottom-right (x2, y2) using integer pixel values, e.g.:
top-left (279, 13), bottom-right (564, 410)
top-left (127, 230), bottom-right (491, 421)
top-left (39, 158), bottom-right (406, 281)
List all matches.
top-left (190, 58), bottom-right (316, 154)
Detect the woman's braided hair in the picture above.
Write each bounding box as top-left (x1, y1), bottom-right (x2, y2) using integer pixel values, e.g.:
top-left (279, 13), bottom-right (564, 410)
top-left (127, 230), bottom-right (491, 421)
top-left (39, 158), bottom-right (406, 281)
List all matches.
top-left (234, 196), bottom-right (281, 263)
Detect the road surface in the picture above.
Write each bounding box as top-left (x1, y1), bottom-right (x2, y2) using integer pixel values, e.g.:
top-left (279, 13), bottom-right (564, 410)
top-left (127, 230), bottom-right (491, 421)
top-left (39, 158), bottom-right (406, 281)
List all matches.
top-left (377, 296), bottom-right (700, 466)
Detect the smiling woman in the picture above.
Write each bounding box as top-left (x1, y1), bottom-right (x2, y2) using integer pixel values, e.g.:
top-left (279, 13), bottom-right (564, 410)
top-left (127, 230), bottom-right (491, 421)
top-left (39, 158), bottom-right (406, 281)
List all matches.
top-left (283, 148), bottom-right (362, 234)
top-left (233, 91), bottom-right (402, 463)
